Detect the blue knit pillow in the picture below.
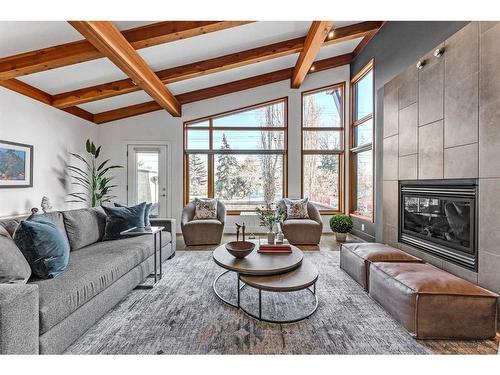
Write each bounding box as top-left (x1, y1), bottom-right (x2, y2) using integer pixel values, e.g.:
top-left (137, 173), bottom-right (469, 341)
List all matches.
top-left (114, 202), bottom-right (152, 227)
top-left (102, 203), bottom-right (146, 240)
top-left (13, 217), bottom-right (70, 279)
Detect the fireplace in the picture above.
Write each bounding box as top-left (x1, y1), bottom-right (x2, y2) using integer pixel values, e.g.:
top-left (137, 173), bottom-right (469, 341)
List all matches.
top-left (399, 179), bottom-right (478, 270)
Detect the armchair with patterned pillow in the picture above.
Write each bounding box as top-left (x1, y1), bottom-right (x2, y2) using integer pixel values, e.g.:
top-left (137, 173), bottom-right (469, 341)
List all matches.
top-left (181, 199), bottom-right (226, 246)
top-left (277, 198), bottom-right (323, 245)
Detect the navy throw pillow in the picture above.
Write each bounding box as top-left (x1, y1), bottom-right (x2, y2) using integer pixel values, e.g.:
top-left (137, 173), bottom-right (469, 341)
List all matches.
top-left (114, 202), bottom-right (152, 227)
top-left (13, 217), bottom-right (70, 279)
top-left (102, 202), bottom-right (146, 240)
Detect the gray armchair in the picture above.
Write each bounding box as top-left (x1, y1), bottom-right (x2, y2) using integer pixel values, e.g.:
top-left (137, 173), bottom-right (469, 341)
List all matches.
top-left (277, 199), bottom-right (323, 245)
top-left (181, 201), bottom-right (226, 246)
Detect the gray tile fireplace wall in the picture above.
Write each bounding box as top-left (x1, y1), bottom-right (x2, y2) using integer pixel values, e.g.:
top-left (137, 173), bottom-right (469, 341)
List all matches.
top-left (350, 21), bottom-right (469, 242)
top-left (381, 22), bottom-right (500, 323)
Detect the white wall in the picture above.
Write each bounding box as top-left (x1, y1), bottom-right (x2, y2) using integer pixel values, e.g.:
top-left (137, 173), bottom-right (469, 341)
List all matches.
top-left (97, 65), bottom-right (350, 233)
top-left (0, 87), bottom-right (98, 217)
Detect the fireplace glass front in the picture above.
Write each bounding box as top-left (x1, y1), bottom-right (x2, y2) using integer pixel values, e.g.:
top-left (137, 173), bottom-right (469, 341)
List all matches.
top-left (399, 180), bottom-right (477, 270)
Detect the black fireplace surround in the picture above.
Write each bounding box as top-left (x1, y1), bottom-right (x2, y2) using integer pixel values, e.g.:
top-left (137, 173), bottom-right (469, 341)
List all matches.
top-left (399, 179), bottom-right (478, 271)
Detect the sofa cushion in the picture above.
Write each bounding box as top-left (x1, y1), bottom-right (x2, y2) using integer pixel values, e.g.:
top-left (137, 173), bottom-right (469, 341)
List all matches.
top-left (283, 219), bottom-right (320, 228)
top-left (32, 235), bottom-right (154, 334)
top-left (0, 229), bottom-right (31, 283)
top-left (14, 217), bottom-right (70, 279)
top-left (102, 203), bottom-right (146, 240)
top-left (62, 208), bottom-right (106, 251)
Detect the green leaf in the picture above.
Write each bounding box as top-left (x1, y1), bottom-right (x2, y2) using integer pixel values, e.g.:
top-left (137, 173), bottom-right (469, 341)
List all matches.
top-left (90, 142), bottom-right (96, 156)
top-left (70, 153), bottom-right (91, 169)
top-left (71, 176), bottom-right (90, 186)
top-left (97, 159), bottom-right (109, 171)
top-left (94, 146), bottom-right (101, 159)
top-left (86, 139), bottom-right (91, 153)
top-left (98, 165), bottom-right (122, 178)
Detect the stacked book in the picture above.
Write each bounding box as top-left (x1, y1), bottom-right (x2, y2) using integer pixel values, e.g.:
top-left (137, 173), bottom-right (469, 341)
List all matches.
top-left (258, 239), bottom-right (292, 253)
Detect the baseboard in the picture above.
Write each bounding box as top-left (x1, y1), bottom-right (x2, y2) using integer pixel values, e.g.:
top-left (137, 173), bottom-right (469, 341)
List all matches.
top-left (351, 228), bottom-right (375, 242)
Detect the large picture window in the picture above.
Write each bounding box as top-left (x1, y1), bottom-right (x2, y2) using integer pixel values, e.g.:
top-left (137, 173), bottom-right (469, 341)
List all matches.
top-left (184, 99), bottom-right (287, 213)
top-left (301, 83), bottom-right (345, 213)
top-left (350, 60), bottom-right (374, 220)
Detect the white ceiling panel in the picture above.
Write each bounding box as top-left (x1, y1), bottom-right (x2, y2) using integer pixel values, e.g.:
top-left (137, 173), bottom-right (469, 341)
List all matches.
top-left (137, 21), bottom-right (312, 72)
top-left (79, 90), bottom-right (153, 113)
top-left (114, 21), bottom-right (156, 30)
top-left (316, 37), bottom-right (363, 60)
top-left (0, 21), bottom-right (82, 57)
top-left (18, 57), bottom-right (127, 94)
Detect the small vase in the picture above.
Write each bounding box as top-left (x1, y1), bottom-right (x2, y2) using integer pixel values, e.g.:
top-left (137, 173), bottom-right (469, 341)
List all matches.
top-left (267, 231), bottom-right (275, 245)
top-left (276, 231), bottom-right (284, 244)
top-left (335, 232), bottom-right (347, 242)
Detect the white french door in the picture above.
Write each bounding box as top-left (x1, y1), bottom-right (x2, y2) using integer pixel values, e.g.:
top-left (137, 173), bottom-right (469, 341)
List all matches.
top-left (127, 144), bottom-right (169, 217)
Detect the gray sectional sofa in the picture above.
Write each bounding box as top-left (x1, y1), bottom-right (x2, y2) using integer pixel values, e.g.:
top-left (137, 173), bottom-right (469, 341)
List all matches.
top-left (0, 208), bottom-right (175, 354)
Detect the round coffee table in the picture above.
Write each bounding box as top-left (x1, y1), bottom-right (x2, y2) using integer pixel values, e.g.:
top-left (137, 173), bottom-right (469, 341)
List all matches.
top-left (212, 242), bottom-right (319, 323)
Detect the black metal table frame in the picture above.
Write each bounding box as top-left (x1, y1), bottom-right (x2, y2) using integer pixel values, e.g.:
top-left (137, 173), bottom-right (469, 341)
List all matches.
top-left (121, 228), bottom-right (162, 290)
top-left (213, 269), bottom-right (318, 324)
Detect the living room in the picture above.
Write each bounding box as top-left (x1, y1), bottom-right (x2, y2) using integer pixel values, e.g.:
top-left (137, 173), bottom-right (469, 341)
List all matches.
top-left (1, 0), bottom-right (499, 372)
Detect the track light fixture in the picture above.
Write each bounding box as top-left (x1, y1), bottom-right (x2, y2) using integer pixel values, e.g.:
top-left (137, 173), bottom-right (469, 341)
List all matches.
top-left (416, 60), bottom-right (426, 70)
top-left (434, 47), bottom-right (444, 58)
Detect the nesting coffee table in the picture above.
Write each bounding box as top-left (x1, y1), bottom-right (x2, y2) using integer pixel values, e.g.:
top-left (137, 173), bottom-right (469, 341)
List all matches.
top-left (212, 242), bottom-right (319, 323)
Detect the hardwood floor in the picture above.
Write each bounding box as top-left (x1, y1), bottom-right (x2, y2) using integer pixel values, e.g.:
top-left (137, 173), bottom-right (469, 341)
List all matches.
top-left (175, 232), bottom-right (360, 251)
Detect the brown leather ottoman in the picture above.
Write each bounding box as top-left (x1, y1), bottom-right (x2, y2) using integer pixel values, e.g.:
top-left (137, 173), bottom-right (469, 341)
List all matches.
top-left (369, 262), bottom-right (499, 339)
top-left (340, 243), bottom-right (422, 291)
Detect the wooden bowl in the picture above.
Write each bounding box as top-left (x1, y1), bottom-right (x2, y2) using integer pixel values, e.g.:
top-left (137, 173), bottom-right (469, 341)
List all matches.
top-left (225, 241), bottom-right (255, 258)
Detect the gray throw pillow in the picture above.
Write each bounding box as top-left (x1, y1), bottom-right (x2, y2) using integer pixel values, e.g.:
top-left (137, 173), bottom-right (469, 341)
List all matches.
top-left (62, 207), bottom-right (107, 250)
top-left (284, 198), bottom-right (309, 219)
top-left (0, 226), bottom-right (31, 283)
top-left (193, 198), bottom-right (218, 220)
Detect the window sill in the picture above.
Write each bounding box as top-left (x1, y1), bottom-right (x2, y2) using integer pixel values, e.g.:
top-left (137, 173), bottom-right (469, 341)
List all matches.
top-left (349, 212), bottom-right (374, 223)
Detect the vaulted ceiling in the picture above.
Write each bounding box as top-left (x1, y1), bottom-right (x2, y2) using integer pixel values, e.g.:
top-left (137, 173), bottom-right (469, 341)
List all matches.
top-left (0, 21), bottom-right (383, 124)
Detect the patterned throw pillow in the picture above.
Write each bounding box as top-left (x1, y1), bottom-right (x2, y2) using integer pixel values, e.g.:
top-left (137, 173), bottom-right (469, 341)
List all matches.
top-left (284, 198), bottom-right (309, 219)
top-left (193, 198), bottom-right (218, 220)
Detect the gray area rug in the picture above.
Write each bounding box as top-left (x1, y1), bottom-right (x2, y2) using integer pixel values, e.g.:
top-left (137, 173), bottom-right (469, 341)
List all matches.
top-left (65, 250), bottom-right (497, 354)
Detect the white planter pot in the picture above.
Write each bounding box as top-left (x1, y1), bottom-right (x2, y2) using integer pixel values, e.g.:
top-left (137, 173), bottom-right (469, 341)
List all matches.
top-left (335, 232), bottom-right (347, 242)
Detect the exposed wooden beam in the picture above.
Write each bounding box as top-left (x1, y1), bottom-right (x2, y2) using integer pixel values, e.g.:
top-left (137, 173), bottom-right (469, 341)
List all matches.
top-left (291, 21), bottom-right (333, 88)
top-left (69, 21), bottom-right (181, 117)
top-left (61, 106), bottom-right (95, 122)
top-left (52, 21), bottom-right (382, 109)
top-left (0, 78), bottom-right (52, 104)
top-left (0, 79), bottom-right (95, 122)
top-left (0, 21), bottom-right (251, 81)
top-left (94, 53), bottom-right (353, 124)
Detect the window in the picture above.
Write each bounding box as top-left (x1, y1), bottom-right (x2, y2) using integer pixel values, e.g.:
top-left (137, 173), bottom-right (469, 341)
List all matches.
top-left (301, 83), bottom-right (344, 213)
top-left (184, 99), bottom-right (287, 212)
top-left (350, 60), bottom-right (374, 220)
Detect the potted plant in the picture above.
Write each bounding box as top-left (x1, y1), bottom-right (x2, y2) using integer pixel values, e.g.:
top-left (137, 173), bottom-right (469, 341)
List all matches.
top-left (256, 203), bottom-right (281, 244)
top-left (67, 139), bottom-right (123, 207)
top-left (329, 214), bottom-right (353, 242)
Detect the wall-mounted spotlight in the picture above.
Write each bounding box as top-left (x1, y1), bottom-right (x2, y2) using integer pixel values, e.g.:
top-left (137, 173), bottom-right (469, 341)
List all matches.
top-left (434, 47), bottom-right (444, 58)
top-left (310, 65), bottom-right (316, 72)
top-left (328, 30), bottom-right (335, 39)
top-left (416, 59), bottom-right (426, 70)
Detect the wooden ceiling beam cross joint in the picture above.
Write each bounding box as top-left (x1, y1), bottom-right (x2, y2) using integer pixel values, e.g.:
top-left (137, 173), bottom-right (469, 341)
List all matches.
top-left (69, 21), bottom-right (181, 117)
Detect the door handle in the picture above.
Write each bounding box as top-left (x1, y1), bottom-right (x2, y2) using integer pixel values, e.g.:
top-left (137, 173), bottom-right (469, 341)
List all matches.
top-left (161, 194), bottom-right (166, 197)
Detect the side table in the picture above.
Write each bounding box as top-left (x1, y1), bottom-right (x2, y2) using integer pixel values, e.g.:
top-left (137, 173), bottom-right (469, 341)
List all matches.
top-left (120, 226), bottom-right (164, 289)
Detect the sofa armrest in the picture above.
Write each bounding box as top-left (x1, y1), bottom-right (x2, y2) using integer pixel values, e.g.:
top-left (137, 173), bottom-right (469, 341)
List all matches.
top-left (149, 218), bottom-right (176, 254)
top-left (0, 284), bottom-right (39, 354)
